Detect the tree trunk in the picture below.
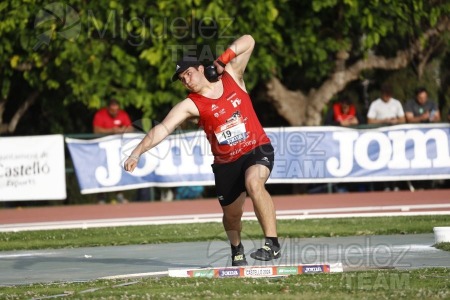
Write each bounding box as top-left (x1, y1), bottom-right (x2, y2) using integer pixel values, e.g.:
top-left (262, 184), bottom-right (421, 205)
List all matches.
top-left (265, 77), bottom-right (307, 125)
top-left (0, 91), bottom-right (39, 134)
top-left (0, 100), bottom-right (5, 128)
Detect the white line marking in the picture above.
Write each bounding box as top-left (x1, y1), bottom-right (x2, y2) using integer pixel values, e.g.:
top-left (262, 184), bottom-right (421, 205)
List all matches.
top-left (99, 271), bottom-right (169, 280)
top-left (0, 252), bottom-right (56, 258)
top-left (274, 203), bottom-right (450, 215)
top-left (275, 211), bottom-right (450, 220)
top-left (392, 245), bottom-right (440, 252)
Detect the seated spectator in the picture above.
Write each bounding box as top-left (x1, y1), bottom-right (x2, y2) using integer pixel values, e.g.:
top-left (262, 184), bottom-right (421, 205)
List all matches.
top-left (93, 98), bottom-right (134, 204)
top-left (367, 84), bottom-right (405, 125)
top-left (324, 97), bottom-right (365, 192)
top-left (367, 83), bottom-right (404, 191)
top-left (93, 98), bottom-right (134, 134)
top-left (404, 87), bottom-right (441, 190)
top-left (404, 87), bottom-right (441, 123)
top-left (333, 98), bottom-right (359, 126)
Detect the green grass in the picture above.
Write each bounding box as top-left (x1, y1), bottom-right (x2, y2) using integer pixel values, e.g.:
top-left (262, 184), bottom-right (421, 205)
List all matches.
top-left (0, 215), bottom-right (449, 251)
top-left (435, 242), bottom-right (450, 252)
top-left (0, 268), bottom-right (449, 299)
top-left (1, 216), bottom-right (448, 299)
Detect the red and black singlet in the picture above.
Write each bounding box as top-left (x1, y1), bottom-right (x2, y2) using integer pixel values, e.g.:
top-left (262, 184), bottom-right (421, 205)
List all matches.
top-left (188, 71), bottom-right (270, 164)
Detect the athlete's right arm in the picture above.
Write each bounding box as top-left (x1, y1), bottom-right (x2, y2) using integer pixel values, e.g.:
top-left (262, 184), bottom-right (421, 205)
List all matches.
top-left (124, 98), bottom-right (199, 172)
top-left (214, 35), bottom-right (255, 91)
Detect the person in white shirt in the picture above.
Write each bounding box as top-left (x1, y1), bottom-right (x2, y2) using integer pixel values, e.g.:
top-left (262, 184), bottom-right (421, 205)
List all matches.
top-left (367, 84), bottom-right (405, 192)
top-left (367, 84), bottom-right (406, 125)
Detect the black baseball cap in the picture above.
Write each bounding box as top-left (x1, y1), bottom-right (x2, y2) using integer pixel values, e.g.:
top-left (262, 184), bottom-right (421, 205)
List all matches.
top-left (171, 57), bottom-right (201, 82)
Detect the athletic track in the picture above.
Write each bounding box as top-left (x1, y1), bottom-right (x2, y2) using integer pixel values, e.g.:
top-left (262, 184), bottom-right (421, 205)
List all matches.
top-left (1, 190), bottom-right (449, 232)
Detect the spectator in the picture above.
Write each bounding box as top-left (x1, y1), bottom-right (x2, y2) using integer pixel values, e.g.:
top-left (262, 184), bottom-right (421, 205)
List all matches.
top-left (367, 84), bottom-right (405, 125)
top-left (93, 98), bottom-right (134, 134)
top-left (93, 98), bottom-right (134, 204)
top-left (404, 88), bottom-right (441, 190)
top-left (325, 97), bottom-right (360, 126)
top-left (404, 87), bottom-right (441, 123)
top-left (324, 97), bottom-right (365, 193)
top-left (367, 84), bottom-right (404, 191)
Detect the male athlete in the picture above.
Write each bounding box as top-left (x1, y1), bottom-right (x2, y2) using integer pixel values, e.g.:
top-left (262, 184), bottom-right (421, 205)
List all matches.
top-left (124, 35), bottom-right (280, 266)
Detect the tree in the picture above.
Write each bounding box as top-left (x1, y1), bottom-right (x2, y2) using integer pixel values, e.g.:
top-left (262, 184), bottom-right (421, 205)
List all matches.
top-left (0, 0), bottom-right (180, 134)
top-left (261, 0), bottom-right (450, 125)
top-left (1, 0), bottom-right (449, 134)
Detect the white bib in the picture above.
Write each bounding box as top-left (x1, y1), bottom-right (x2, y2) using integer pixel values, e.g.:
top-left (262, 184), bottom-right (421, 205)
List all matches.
top-left (215, 115), bottom-right (247, 145)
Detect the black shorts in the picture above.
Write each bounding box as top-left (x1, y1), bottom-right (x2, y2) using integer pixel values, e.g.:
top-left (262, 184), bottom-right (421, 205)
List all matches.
top-left (211, 143), bottom-right (274, 206)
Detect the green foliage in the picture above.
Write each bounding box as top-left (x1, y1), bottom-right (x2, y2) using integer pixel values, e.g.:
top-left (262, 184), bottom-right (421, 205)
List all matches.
top-left (368, 59), bottom-right (442, 104)
top-left (276, 0), bottom-right (450, 86)
top-left (0, 0), bottom-right (449, 133)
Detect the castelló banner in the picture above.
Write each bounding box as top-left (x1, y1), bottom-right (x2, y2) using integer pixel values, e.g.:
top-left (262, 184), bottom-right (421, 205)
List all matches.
top-left (66, 124), bottom-right (450, 194)
top-left (0, 135), bottom-right (66, 201)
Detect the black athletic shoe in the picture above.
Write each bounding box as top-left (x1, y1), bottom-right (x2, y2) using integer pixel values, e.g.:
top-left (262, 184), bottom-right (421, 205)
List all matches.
top-left (231, 251), bottom-right (248, 266)
top-left (250, 242), bottom-right (281, 261)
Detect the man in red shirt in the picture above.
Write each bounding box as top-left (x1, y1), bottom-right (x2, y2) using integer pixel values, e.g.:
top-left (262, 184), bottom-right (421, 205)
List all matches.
top-left (332, 98), bottom-right (359, 126)
top-left (94, 99), bottom-right (133, 204)
top-left (124, 35), bottom-right (280, 266)
top-left (93, 98), bottom-right (133, 134)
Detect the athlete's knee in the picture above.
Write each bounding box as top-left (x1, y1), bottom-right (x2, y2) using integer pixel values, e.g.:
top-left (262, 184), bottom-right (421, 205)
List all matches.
top-left (224, 206), bottom-right (243, 221)
top-left (245, 179), bottom-right (265, 198)
top-left (223, 211), bottom-right (242, 229)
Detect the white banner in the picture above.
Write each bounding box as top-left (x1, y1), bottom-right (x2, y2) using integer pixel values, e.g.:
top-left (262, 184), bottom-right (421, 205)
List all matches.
top-left (0, 135), bottom-right (66, 201)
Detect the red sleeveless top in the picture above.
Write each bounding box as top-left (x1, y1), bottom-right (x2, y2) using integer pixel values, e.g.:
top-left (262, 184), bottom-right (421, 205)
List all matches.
top-left (189, 71), bottom-right (270, 164)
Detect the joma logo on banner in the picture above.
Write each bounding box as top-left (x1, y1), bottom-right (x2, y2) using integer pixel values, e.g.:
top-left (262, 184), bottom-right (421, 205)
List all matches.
top-left (328, 128), bottom-right (450, 177)
top-left (95, 132), bottom-right (213, 187)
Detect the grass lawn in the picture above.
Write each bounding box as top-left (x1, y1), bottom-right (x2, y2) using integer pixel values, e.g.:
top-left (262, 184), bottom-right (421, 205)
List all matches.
top-left (0, 268), bottom-right (448, 299)
top-left (1, 215), bottom-right (449, 299)
top-left (1, 215), bottom-right (449, 251)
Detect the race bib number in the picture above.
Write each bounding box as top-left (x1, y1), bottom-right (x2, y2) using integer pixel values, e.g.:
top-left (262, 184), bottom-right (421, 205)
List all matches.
top-left (215, 114), bottom-right (247, 145)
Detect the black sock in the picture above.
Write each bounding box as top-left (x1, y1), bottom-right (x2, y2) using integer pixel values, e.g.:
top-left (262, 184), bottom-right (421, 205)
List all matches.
top-left (231, 242), bottom-right (243, 254)
top-left (265, 237), bottom-right (280, 248)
